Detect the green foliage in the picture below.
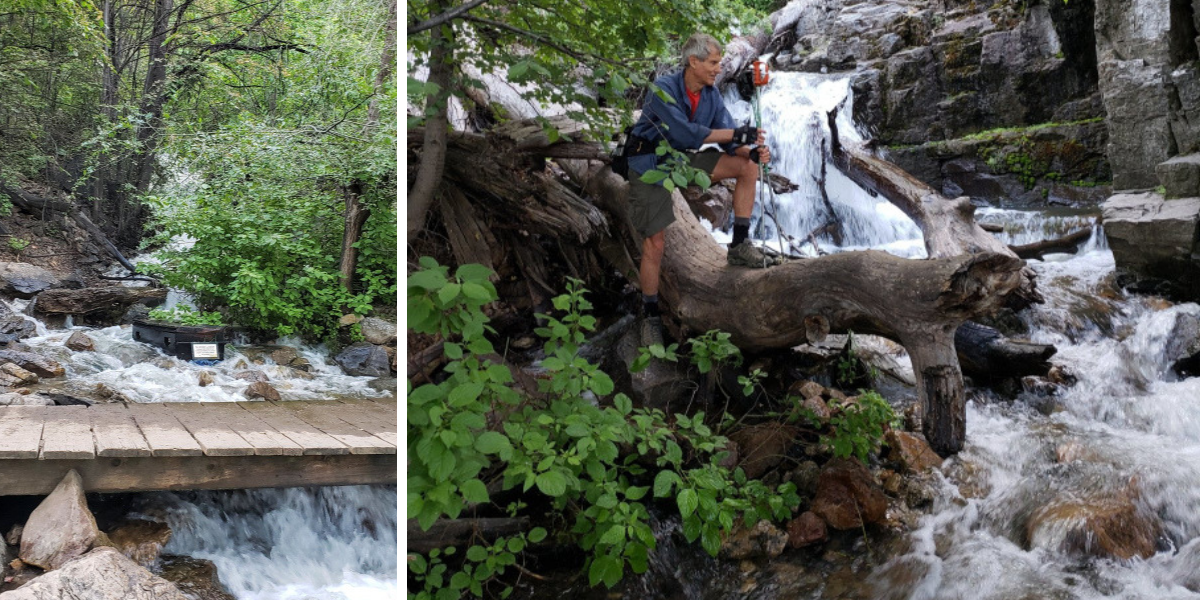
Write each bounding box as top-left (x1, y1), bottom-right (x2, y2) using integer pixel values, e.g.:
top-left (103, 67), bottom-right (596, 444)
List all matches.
top-left (407, 261), bottom-right (800, 598)
top-left (408, 529), bottom-right (546, 600)
top-left (7, 238), bottom-right (30, 255)
top-left (821, 391), bottom-right (901, 463)
top-left (687, 330), bottom-right (742, 375)
top-left (147, 306), bottom-right (225, 326)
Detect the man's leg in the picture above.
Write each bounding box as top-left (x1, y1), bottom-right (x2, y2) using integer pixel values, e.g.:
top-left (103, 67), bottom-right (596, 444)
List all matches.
top-left (710, 155), bottom-right (777, 267)
top-left (638, 230), bottom-right (665, 346)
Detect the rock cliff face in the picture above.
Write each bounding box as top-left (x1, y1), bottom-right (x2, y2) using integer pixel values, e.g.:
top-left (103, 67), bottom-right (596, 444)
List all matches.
top-left (765, 0), bottom-right (1109, 206)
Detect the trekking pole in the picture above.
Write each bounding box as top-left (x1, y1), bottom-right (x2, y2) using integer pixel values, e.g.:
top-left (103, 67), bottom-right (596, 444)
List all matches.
top-left (751, 59), bottom-right (787, 260)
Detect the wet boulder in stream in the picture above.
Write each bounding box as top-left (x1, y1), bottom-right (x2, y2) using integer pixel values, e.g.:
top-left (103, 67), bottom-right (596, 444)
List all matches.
top-left (810, 458), bottom-right (888, 530)
top-left (105, 520), bottom-right (171, 569)
top-left (63, 332), bottom-right (94, 352)
top-left (0, 547), bottom-right (189, 600)
top-left (0, 350), bottom-right (62, 379)
top-left (156, 555), bottom-right (235, 600)
top-left (243, 381), bottom-right (281, 401)
top-left (334, 342), bottom-right (392, 377)
top-left (0, 303), bottom-right (35, 343)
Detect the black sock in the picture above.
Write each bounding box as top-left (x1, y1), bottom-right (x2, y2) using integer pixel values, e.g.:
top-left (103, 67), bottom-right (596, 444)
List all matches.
top-left (643, 294), bottom-right (660, 318)
top-left (732, 217), bottom-right (750, 247)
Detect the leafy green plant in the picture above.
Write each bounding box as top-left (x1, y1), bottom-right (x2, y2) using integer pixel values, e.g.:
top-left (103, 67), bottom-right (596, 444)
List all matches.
top-left (147, 306), bottom-right (224, 326)
top-left (7, 237), bottom-right (29, 257)
top-left (407, 260), bottom-right (801, 597)
top-left (687, 330), bottom-right (742, 374)
top-left (822, 390), bottom-right (901, 463)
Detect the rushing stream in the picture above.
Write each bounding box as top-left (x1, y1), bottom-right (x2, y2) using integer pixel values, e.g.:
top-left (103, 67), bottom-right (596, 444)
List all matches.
top-left (8, 320), bottom-right (398, 599)
top-left (666, 72), bottom-right (1200, 598)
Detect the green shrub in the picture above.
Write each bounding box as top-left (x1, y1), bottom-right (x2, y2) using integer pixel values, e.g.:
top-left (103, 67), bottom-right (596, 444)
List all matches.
top-left (147, 306), bottom-right (224, 326)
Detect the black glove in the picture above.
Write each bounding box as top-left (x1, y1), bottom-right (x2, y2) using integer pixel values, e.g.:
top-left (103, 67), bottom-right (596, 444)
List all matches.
top-left (748, 147), bottom-right (763, 164)
top-left (732, 123), bottom-right (758, 145)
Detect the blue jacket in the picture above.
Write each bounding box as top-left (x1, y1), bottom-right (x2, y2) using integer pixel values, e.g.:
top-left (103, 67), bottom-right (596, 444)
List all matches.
top-left (628, 70), bottom-right (740, 177)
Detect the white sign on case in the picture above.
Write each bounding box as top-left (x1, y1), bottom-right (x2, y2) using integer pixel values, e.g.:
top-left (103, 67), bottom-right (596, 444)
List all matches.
top-left (192, 343), bottom-right (219, 359)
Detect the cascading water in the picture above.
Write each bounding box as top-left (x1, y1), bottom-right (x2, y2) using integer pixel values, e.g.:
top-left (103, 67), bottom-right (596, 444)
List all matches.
top-left (12, 321), bottom-right (398, 599)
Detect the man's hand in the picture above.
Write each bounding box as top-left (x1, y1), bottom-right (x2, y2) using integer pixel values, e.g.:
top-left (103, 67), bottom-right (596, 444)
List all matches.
top-left (749, 145), bottom-right (771, 164)
top-left (732, 124), bottom-right (759, 145)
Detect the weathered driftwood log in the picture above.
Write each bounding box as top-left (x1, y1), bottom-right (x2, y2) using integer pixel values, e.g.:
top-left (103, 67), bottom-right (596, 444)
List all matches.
top-left (407, 517), bottom-right (531, 553)
top-left (35, 287), bottom-right (167, 316)
top-left (1010, 226), bottom-right (1094, 260)
top-left (572, 162), bottom-right (1024, 455)
top-left (955, 321), bottom-right (1055, 381)
top-left (826, 108), bottom-right (1042, 309)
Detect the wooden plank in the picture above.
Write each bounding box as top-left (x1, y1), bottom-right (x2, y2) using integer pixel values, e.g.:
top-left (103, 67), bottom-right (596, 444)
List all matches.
top-left (237, 401), bottom-right (349, 455)
top-left (274, 400), bottom-right (394, 455)
top-left (40, 405), bottom-right (94, 460)
top-left (209, 403), bottom-right (303, 456)
top-left (0, 406), bottom-right (45, 459)
top-left (162, 402), bottom-right (254, 457)
top-left (333, 399), bottom-right (397, 447)
top-left (0, 454), bottom-right (397, 495)
top-left (127, 404), bottom-right (203, 457)
top-left (87, 404), bottom-right (151, 458)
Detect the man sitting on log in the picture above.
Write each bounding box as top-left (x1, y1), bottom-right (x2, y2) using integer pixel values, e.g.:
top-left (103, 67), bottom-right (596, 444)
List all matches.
top-left (627, 32), bottom-right (775, 345)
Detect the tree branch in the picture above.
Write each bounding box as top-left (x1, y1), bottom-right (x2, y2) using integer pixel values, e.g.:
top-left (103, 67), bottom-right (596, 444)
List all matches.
top-left (460, 15), bottom-right (625, 68)
top-left (407, 0), bottom-right (490, 35)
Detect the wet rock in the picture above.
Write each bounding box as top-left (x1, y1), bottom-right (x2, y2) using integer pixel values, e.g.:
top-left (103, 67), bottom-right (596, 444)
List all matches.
top-left (334, 342), bottom-right (391, 377)
top-left (384, 345), bottom-right (397, 374)
top-left (367, 377), bottom-right (398, 395)
top-left (0, 350), bottom-right (63, 379)
top-left (243, 382), bottom-right (281, 402)
top-left (6, 525), bottom-right (23, 546)
top-left (789, 379), bottom-right (825, 400)
top-left (284, 367), bottom-right (314, 381)
top-left (1103, 192), bottom-right (1200, 301)
top-left (785, 461), bottom-right (820, 497)
top-left (232, 370), bottom-right (269, 383)
top-left (197, 371), bottom-right (215, 387)
top-left (157, 555), bottom-right (235, 600)
top-left (2, 547), bottom-right (188, 600)
top-left (106, 520), bottom-right (170, 569)
top-left (360, 317), bottom-right (397, 346)
top-left (727, 423), bottom-right (799, 480)
top-left (884, 431), bottom-right (943, 473)
top-left (120, 304), bottom-right (151, 324)
top-left (720, 520), bottom-right (788, 560)
top-left (1054, 440), bottom-right (1097, 464)
top-left (64, 332), bottom-right (94, 352)
top-left (900, 471), bottom-right (939, 509)
top-left (0, 303), bottom-right (36, 344)
top-left (0, 393), bottom-right (53, 406)
top-left (0, 362), bottom-right (38, 385)
top-left (0, 262), bottom-right (64, 298)
top-left (268, 346), bottom-right (299, 367)
top-left (1025, 490), bottom-right (1160, 560)
top-left (289, 357), bottom-right (312, 372)
top-left (810, 458), bottom-right (888, 530)
top-left (20, 470), bottom-right (102, 570)
top-left (91, 384), bottom-right (130, 404)
top-left (786, 512), bottom-right (828, 548)
top-left (800, 396), bottom-right (831, 425)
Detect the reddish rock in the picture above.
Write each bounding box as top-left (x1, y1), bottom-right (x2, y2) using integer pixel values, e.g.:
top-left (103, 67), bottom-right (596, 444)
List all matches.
top-left (1025, 493), bottom-right (1160, 560)
top-left (720, 520), bottom-right (788, 560)
top-left (787, 512), bottom-right (828, 548)
top-left (107, 520), bottom-right (172, 569)
top-left (810, 458), bottom-right (888, 530)
top-left (788, 380), bottom-right (825, 400)
top-left (64, 332), bottom-right (95, 352)
top-left (800, 396), bottom-right (832, 425)
top-left (243, 382), bottom-right (281, 401)
top-left (727, 423), bottom-right (799, 479)
top-left (232, 370), bottom-right (269, 383)
top-left (885, 431), bottom-right (944, 473)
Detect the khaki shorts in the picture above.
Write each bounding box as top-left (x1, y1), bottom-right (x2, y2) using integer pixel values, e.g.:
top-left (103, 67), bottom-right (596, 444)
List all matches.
top-left (628, 150), bottom-right (723, 238)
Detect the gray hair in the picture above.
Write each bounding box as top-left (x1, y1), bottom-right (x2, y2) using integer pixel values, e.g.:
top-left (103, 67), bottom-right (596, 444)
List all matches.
top-left (681, 33), bottom-right (721, 69)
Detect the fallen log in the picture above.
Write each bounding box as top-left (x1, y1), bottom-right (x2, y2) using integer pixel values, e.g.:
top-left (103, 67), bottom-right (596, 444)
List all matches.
top-left (955, 321), bottom-right (1055, 381)
top-left (826, 106), bottom-right (1042, 309)
top-left (1010, 226), bottom-right (1093, 260)
top-left (572, 161), bottom-right (1024, 455)
top-left (407, 517), bottom-right (531, 553)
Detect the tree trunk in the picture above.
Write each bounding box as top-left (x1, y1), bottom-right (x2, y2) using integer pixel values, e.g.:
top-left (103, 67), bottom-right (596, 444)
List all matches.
top-left (406, 0), bottom-right (453, 238)
top-left (338, 182), bottom-right (369, 293)
top-left (365, 0), bottom-right (397, 131)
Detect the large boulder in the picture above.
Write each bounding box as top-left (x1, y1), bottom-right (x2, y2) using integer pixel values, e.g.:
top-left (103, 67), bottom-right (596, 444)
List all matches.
top-left (1025, 491), bottom-right (1160, 560)
top-left (810, 458), bottom-right (888, 530)
top-left (0, 303), bottom-right (35, 343)
top-left (0, 263), bottom-right (63, 298)
top-left (106, 520), bottom-right (171, 569)
top-left (64, 332), bottom-right (95, 352)
top-left (0, 547), bottom-right (189, 600)
top-left (1103, 192), bottom-right (1200, 300)
top-left (360, 317), bottom-right (397, 346)
top-left (0, 350), bottom-right (63, 379)
top-left (884, 430), bottom-right (944, 473)
top-left (19, 470), bottom-right (103, 570)
top-left (334, 342), bottom-right (392, 377)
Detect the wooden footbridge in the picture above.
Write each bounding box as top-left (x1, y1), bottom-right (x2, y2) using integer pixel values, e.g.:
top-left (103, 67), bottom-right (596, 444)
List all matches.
top-left (0, 399), bottom-right (397, 496)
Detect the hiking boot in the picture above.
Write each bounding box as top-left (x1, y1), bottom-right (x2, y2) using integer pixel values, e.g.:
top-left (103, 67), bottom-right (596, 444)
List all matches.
top-left (640, 316), bottom-right (664, 348)
top-left (727, 242), bottom-right (783, 268)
